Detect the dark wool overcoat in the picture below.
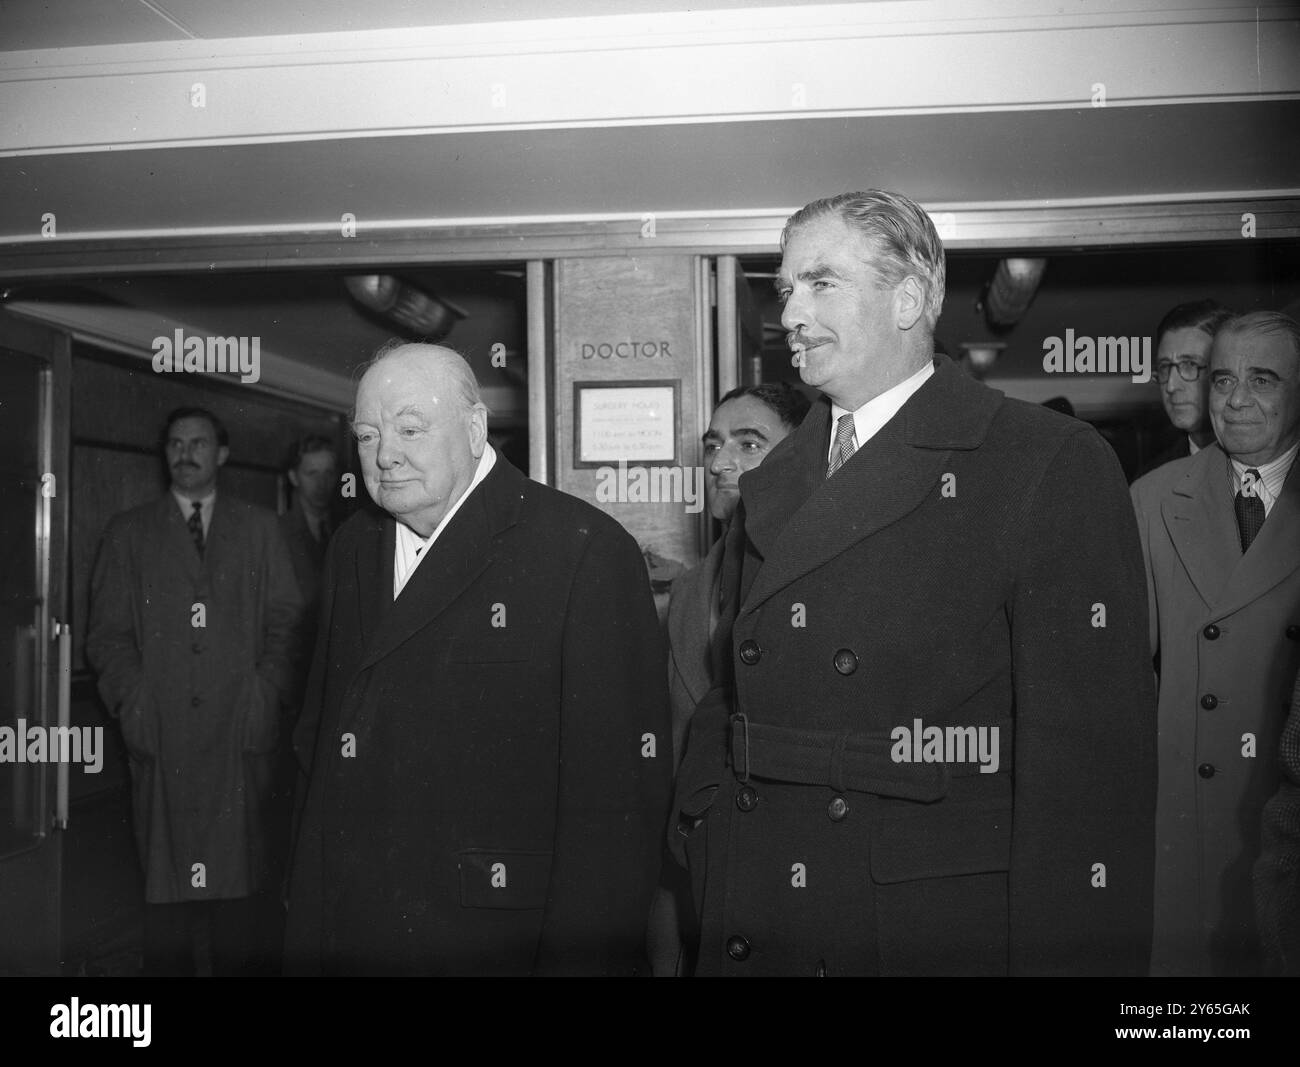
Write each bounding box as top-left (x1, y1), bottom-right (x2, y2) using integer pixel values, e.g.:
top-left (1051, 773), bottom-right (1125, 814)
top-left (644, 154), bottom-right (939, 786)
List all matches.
top-left (284, 456), bottom-right (671, 975)
top-left (671, 356), bottom-right (1157, 976)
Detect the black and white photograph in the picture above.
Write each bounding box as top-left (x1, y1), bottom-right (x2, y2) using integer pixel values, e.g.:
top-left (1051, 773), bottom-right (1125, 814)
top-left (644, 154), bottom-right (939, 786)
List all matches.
top-left (0, 0), bottom-right (1296, 1047)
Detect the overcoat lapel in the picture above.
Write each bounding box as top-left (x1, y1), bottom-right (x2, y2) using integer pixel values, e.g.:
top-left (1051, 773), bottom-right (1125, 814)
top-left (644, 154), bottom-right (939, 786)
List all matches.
top-left (155, 495), bottom-right (204, 584)
top-left (1161, 447), bottom-right (1248, 611)
top-left (357, 458), bottom-right (525, 672)
top-left (739, 357), bottom-right (999, 615)
top-left (1215, 453), bottom-right (1300, 617)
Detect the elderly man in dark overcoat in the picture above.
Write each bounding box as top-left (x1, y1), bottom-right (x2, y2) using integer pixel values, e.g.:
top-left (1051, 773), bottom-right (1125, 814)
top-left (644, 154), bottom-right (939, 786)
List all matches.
top-left (670, 190), bottom-right (1156, 976)
top-left (284, 342), bottom-right (670, 975)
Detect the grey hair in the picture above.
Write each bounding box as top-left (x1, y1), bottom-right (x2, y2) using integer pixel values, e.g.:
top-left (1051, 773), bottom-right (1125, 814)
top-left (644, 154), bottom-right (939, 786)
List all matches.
top-left (356, 338), bottom-right (485, 413)
top-left (1214, 310), bottom-right (1300, 365)
top-left (782, 189), bottom-right (947, 331)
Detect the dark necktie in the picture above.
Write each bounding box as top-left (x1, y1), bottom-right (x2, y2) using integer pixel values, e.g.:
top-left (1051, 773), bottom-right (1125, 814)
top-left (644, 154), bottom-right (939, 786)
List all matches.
top-left (1234, 468), bottom-right (1265, 553)
top-left (827, 413), bottom-right (858, 478)
top-left (187, 500), bottom-right (205, 559)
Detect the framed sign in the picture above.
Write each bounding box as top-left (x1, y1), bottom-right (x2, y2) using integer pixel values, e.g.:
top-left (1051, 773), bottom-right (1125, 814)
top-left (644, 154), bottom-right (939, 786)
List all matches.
top-left (573, 380), bottom-right (680, 468)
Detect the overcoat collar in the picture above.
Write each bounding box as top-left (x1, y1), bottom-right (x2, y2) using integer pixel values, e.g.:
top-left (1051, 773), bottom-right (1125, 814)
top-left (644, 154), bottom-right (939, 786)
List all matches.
top-left (1161, 443), bottom-right (1300, 616)
top-left (354, 454), bottom-right (528, 670)
top-left (737, 355), bottom-right (1001, 614)
top-left (152, 491), bottom-right (232, 586)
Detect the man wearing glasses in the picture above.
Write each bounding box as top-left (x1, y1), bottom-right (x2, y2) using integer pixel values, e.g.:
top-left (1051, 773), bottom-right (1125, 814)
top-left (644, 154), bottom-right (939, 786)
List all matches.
top-left (1135, 300), bottom-right (1234, 479)
top-left (1131, 310), bottom-right (1300, 975)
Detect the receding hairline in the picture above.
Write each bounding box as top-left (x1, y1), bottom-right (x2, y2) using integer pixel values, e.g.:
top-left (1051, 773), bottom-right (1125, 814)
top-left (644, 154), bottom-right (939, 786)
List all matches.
top-left (354, 342), bottom-right (484, 415)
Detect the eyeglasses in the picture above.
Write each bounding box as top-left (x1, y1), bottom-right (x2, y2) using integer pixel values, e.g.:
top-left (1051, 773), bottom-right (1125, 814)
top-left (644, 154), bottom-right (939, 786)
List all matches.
top-left (1155, 360), bottom-right (1206, 383)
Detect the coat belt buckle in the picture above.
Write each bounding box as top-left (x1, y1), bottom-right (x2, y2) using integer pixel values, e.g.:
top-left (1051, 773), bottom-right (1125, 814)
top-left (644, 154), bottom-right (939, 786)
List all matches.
top-left (731, 712), bottom-right (751, 784)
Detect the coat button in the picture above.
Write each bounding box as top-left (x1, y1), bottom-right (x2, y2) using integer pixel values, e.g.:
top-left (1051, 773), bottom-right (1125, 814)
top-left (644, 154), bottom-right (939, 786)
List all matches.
top-left (832, 648), bottom-right (859, 675)
top-left (190, 696), bottom-right (201, 707)
top-left (1203, 624), bottom-right (1220, 640)
top-left (736, 786), bottom-right (759, 812)
top-left (738, 640), bottom-right (762, 665)
top-left (1200, 694), bottom-right (1218, 710)
top-left (828, 796), bottom-right (849, 821)
top-left (1198, 763), bottom-right (1216, 779)
top-left (191, 642), bottom-right (203, 654)
top-left (1287, 625), bottom-right (1300, 641)
top-left (726, 935), bottom-right (750, 961)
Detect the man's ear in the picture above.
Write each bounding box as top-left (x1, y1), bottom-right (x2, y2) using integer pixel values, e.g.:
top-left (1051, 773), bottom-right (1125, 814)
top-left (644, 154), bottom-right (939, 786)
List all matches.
top-left (894, 276), bottom-right (927, 332)
top-left (287, 467), bottom-right (301, 489)
top-left (216, 445), bottom-right (230, 468)
top-left (468, 403), bottom-right (489, 457)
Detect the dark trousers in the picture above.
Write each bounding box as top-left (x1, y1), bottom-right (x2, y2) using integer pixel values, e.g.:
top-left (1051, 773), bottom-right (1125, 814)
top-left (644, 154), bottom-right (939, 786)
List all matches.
top-left (143, 895), bottom-right (282, 976)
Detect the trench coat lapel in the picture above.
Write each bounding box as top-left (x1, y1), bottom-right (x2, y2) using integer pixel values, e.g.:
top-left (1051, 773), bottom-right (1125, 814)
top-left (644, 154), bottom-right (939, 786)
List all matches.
top-left (357, 457), bottom-right (525, 671)
top-left (1161, 447), bottom-right (1247, 611)
top-left (740, 356), bottom-right (998, 614)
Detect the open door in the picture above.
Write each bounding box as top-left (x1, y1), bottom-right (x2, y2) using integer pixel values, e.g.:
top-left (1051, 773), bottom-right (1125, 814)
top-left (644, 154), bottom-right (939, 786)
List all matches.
top-left (0, 313), bottom-right (71, 975)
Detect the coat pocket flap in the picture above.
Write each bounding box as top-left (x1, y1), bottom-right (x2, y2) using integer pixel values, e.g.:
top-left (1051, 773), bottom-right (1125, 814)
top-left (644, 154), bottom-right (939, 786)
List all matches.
top-left (457, 848), bottom-right (552, 910)
top-left (870, 800), bottom-right (1012, 884)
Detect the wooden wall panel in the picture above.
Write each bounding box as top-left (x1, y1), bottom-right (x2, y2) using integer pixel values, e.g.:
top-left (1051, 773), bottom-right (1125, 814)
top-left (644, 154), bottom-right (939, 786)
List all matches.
top-left (554, 256), bottom-right (707, 607)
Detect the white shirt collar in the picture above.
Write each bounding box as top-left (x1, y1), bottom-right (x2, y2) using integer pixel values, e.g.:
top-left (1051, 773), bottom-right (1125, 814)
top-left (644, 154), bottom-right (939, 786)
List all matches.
top-left (1229, 440), bottom-right (1299, 518)
top-left (172, 488), bottom-right (216, 537)
top-left (393, 446), bottom-right (497, 599)
top-left (828, 360), bottom-right (935, 461)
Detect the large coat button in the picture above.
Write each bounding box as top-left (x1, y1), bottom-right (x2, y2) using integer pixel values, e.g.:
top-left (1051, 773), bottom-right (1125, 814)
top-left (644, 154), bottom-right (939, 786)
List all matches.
top-left (739, 640), bottom-right (762, 665)
top-left (1287, 625), bottom-right (1300, 641)
top-left (1200, 693), bottom-right (1218, 710)
top-left (1198, 763), bottom-right (1216, 779)
top-left (736, 786), bottom-right (759, 812)
top-left (726, 935), bottom-right (751, 961)
top-left (832, 648), bottom-right (859, 675)
top-left (828, 796), bottom-right (849, 821)
top-left (1203, 624), bottom-right (1220, 640)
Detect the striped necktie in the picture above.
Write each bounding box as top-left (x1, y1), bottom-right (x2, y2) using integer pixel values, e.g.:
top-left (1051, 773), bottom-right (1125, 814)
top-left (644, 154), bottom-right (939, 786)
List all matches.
top-left (826, 413), bottom-right (858, 478)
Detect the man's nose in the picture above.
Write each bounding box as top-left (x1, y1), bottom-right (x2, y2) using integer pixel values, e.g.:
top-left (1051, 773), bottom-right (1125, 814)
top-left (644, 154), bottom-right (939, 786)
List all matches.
top-left (1226, 378), bottom-right (1254, 408)
top-left (710, 446), bottom-right (736, 475)
top-left (780, 289), bottom-right (809, 333)
top-left (375, 433), bottom-right (402, 468)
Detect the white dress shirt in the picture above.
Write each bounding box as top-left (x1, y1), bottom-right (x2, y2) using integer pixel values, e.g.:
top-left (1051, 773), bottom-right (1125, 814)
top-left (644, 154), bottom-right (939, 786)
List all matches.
top-left (1229, 440), bottom-right (1299, 518)
top-left (393, 446), bottom-right (497, 599)
top-left (827, 361), bottom-right (935, 462)
top-left (172, 488), bottom-right (216, 539)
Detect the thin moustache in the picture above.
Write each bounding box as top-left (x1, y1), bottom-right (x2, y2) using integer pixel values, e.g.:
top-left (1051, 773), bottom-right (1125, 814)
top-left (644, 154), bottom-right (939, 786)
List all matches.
top-left (788, 335), bottom-right (830, 351)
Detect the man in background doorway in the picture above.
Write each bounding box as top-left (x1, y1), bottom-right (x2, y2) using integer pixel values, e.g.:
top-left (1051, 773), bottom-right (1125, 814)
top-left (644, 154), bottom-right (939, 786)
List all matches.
top-left (1135, 299), bottom-right (1234, 479)
top-left (87, 407), bottom-right (302, 975)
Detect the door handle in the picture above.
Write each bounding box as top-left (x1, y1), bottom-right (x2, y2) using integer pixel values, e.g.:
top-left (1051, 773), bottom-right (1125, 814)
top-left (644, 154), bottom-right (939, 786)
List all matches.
top-left (53, 620), bottom-right (71, 830)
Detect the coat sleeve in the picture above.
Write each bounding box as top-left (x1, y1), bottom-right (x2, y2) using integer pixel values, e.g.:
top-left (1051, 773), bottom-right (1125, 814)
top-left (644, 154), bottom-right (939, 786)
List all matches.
top-left (1008, 429), bottom-right (1157, 975)
top-left (1254, 668), bottom-right (1300, 976)
top-left (85, 516), bottom-right (143, 717)
top-left (1129, 478), bottom-right (1161, 659)
top-left (254, 514), bottom-right (305, 705)
top-left (533, 523), bottom-right (672, 976)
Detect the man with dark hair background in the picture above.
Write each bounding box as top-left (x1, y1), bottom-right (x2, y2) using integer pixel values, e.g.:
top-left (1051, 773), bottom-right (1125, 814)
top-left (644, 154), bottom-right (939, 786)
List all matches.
top-left (87, 407), bottom-right (302, 975)
top-left (1136, 299), bottom-right (1235, 479)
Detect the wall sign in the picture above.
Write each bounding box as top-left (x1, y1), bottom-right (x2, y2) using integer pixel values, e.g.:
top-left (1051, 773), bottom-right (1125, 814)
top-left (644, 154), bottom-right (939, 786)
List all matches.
top-left (573, 380), bottom-right (679, 467)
